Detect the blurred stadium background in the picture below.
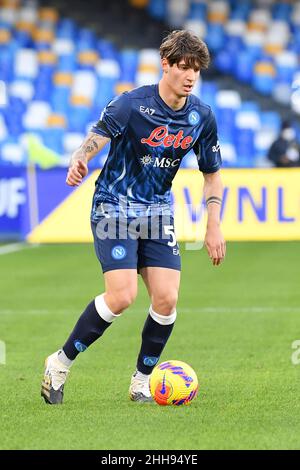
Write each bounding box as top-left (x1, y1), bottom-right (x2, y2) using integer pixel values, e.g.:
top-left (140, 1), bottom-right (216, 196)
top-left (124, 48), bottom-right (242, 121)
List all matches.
top-left (0, 0), bottom-right (299, 242)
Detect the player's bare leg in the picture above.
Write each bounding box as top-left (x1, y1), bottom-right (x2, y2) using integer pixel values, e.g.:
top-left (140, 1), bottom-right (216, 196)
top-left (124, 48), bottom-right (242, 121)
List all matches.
top-left (141, 267), bottom-right (180, 315)
top-left (103, 269), bottom-right (138, 313)
top-left (129, 267), bottom-right (180, 402)
top-left (41, 270), bottom-right (137, 404)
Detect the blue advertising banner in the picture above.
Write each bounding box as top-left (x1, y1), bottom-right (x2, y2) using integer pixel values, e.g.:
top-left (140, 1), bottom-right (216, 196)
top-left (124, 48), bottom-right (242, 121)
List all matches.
top-left (0, 167), bottom-right (27, 238)
top-left (0, 166), bottom-right (74, 240)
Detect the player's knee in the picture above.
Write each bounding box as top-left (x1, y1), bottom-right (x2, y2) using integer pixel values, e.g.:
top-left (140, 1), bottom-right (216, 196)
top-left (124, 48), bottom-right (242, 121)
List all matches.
top-left (106, 288), bottom-right (137, 313)
top-left (117, 292), bottom-right (136, 311)
top-left (152, 290), bottom-right (178, 315)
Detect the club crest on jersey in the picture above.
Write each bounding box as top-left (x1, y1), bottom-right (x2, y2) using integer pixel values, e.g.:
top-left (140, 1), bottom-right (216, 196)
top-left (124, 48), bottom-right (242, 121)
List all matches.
top-left (188, 110), bottom-right (200, 125)
top-left (141, 126), bottom-right (193, 149)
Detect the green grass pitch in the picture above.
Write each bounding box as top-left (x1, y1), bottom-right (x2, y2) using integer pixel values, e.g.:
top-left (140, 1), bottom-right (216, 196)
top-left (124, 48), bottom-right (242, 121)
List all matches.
top-left (0, 241), bottom-right (300, 450)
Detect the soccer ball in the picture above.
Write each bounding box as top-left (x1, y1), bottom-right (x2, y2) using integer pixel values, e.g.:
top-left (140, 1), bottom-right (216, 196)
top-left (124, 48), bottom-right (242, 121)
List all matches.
top-left (149, 360), bottom-right (199, 406)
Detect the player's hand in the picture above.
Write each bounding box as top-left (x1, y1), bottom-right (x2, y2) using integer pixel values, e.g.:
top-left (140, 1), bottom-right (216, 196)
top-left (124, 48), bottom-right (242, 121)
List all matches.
top-left (66, 160), bottom-right (88, 186)
top-left (204, 223), bottom-right (226, 266)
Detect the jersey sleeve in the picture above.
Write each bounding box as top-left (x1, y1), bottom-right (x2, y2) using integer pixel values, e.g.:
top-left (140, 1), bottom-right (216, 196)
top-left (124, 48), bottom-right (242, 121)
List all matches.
top-left (193, 109), bottom-right (222, 173)
top-left (91, 92), bottom-right (131, 138)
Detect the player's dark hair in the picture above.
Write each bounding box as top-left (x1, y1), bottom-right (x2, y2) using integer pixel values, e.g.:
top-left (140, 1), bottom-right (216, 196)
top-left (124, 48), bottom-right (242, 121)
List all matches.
top-left (160, 30), bottom-right (210, 71)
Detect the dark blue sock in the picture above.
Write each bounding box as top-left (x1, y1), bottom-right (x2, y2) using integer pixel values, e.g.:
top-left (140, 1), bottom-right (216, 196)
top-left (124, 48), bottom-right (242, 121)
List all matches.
top-left (137, 314), bottom-right (175, 375)
top-left (63, 300), bottom-right (112, 360)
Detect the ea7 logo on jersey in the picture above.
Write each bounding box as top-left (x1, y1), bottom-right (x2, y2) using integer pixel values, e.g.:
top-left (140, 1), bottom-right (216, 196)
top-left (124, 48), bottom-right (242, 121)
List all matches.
top-left (140, 106), bottom-right (155, 115)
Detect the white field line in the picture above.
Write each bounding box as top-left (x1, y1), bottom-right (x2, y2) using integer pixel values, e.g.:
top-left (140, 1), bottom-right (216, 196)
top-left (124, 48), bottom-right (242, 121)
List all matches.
top-left (0, 307), bottom-right (299, 315)
top-left (0, 243), bottom-right (39, 256)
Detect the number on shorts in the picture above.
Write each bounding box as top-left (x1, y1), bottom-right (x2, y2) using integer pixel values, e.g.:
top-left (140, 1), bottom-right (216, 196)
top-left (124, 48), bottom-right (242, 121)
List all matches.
top-left (164, 225), bottom-right (176, 247)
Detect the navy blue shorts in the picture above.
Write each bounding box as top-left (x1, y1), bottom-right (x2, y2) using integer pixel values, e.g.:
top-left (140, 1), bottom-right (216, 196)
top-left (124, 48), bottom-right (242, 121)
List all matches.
top-left (91, 215), bottom-right (181, 273)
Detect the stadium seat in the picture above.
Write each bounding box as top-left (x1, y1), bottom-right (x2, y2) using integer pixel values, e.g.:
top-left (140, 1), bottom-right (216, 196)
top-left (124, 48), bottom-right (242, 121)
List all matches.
top-left (147, 0), bottom-right (167, 20)
top-left (253, 61), bottom-right (276, 95)
top-left (216, 90), bottom-right (241, 140)
top-left (53, 38), bottom-right (75, 56)
top-left (119, 49), bottom-right (139, 83)
top-left (234, 50), bottom-right (256, 83)
top-left (243, 30), bottom-right (265, 58)
top-left (167, 0), bottom-right (189, 28)
top-left (41, 114), bottom-right (66, 154)
top-left (68, 95), bottom-right (92, 133)
top-left (225, 19), bottom-right (246, 37)
top-left (235, 110), bottom-right (260, 131)
top-left (8, 95), bottom-right (27, 116)
top-left (23, 101), bottom-right (52, 130)
top-left (260, 111), bottom-right (281, 133)
top-left (272, 2), bottom-right (292, 21)
top-left (129, 0), bottom-right (149, 7)
top-left (208, 0), bottom-right (229, 24)
top-left (115, 82), bottom-right (134, 95)
top-left (219, 141), bottom-right (237, 167)
top-left (189, 1), bottom-right (207, 21)
top-left (136, 48), bottom-right (160, 87)
top-left (0, 114), bottom-right (8, 142)
top-left (291, 71), bottom-right (300, 114)
top-left (200, 81), bottom-right (218, 109)
top-left (77, 50), bottom-right (98, 71)
top-left (95, 58), bottom-right (120, 107)
top-left (230, 3), bottom-right (251, 21)
top-left (14, 48), bottom-right (38, 79)
top-left (63, 131), bottom-right (85, 156)
top-left (77, 28), bottom-right (97, 51)
top-left (9, 79), bottom-right (34, 102)
top-left (0, 5), bottom-right (17, 26)
top-left (1, 140), bottom-right (26, 165)
top-left (205, 23), bottom-right (225, 53)
top-left (39, 7), bottom-right (59, 24)
top-left (182, 151), bottom-right (198, 169)
top-left (41, 128), bottom-right (64, 155)
top-left (33, 28), bottom-right (55, 51)
top-left (57, 53), bottom-right (77, 72)
top-left (1, 0), bottom-right (297, 171)
top-left (56, 18), bottom-right (77, 40)
top-left (96, 59), bottom-right (120, 80)
top-left (254, 128), bottom-right (277, 163)
top-left (72, 71), bottom-right (97, 101)
top-left (275, 51), bottom-right (298, 82)
top-left (0, 27), bottom-right (11, 44)
top-left (216, 90), bottom-right (241, 109)
top-left (97, 39), bottom-right (118, 60)
top-left (183, 19), bottom-right (207, 38)
top-left (50, 86), bottom-right (70, 114)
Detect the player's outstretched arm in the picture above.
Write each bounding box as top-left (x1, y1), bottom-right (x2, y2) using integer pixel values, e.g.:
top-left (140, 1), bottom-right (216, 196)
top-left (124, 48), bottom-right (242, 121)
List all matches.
top-left (203, 170), bottom-right (226, 266)
top-left (66, 132), bottom-right (110, 186)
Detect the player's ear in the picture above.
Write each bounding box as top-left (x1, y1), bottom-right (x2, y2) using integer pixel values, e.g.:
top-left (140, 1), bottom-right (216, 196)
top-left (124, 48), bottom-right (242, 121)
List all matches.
top-left (161, 58), bottom-right (169, 73)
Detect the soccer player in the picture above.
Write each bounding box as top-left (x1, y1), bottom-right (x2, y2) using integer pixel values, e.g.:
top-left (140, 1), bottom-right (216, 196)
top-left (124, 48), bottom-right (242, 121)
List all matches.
top-left (41, 30), bottom-right (225, 404)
